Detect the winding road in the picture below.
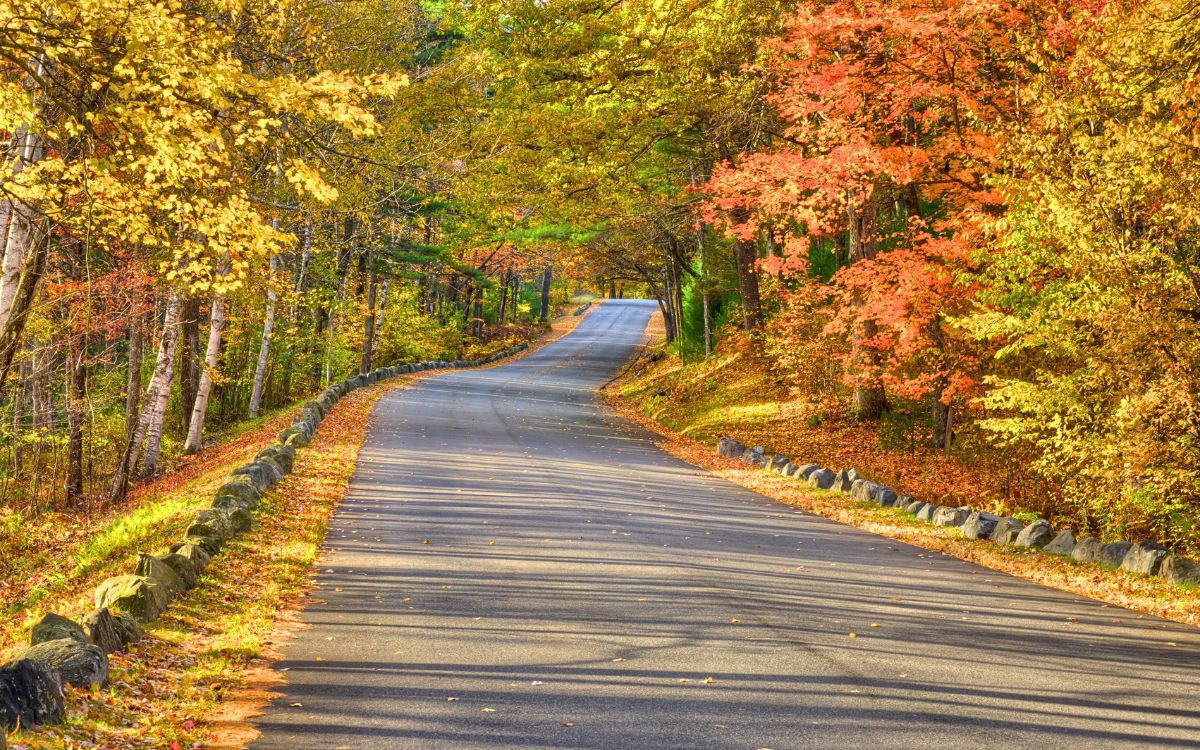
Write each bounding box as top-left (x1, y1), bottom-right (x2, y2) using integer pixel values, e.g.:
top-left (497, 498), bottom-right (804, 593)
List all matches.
top-left (251, 300), bottom-right (1200, 749)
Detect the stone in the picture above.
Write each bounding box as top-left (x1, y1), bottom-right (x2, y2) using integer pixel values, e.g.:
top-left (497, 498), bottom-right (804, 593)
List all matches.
top-left (904, 500), bottom-right (925, 515)
top-left (82, 609), bottom-right (141, 653)
top-left (186, 509), bottom-right (231, 549)
top-left (212, 494), bottom-right (251, 514)
top-left (897, 494), bottom-right (914, 508)
top-left (30, 614), bottom-right (85, 646)
top-left (221, 506), bottom-right (252, 535)
top-left (874, 487), bottom-right (898, 507)
top-left (1016, 520), bottom-right (1055, 549)
top-left (1044, 529), bottom-right (1076, 555)
top-left (830, 469), bottom-right (851, 493)
top-left (95, 575), bottom-right (167, 624)
top-left (169, 542), bottom-right (212, 570)
top-left (808, 468), bottom-right (836, 490)
top-left (990, 518), bottom-right (1024, 544)
top-left (231, 463), bottom-right (272, 492)
top-left (849, 478), bottom-right (865, 498)
top-left (1161, 555), bottom-right (1200, 585)
top-left (768, 455), bottom-right (790, 472)
top-left (961, 512), bottom-right (1000, 540)
top-left (741, 447), bottom-right (766, 466)
top-left (135, 553), bottom-right (187, 599)
top-left (160, 553), bottom-right (197, 589)
top-left (916, 504), bottom-right (937, 522)
top-left (717, 437), bottom-right (746, 459)
top-left (932, 506), bottom-right (969, 527)
top-left (0, 659), bottom-right (64, 729)
top-left (853, 481), bottom-right (880, 503)
top-left (847, 469), bottom-right (861, 484)
top-left (21, 639), bottom-right (107, 689)
top-left (1120, 541), bottom-right (1168, 576)
top-left (794, 463), bottom-right (820, 480)
top-left (216, 476), bottom-right (260, 509)
top-left (1071, 536), bottom-right (1102, 563)
top-left (1098, 541), bottom-right (1133, 568)
top-left (279, 427), bottom-right (309, 448)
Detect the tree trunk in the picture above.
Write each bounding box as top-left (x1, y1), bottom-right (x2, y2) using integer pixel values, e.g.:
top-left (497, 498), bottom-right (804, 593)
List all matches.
top-left (369, 278), bottom-right (388, 368)
top-left (178, 296), bottom-right (201, 435)
top-left (124, 311), bottom-right (143, 444)
top-left (847, 193), bottom-right (887, 420)
top-left (0, 229), bottom-right (47, 393)
top-left (0, 127), bottom-right (44, 330)
top-left (111, 290), bottom-right (181, 499)
top-left (65, 331), bottom-right (87, 504)
top-left (248, 254), bottom-right (279, 417)
top-left (539, 266), bottom-right (552, 323)
top-left (137, 292), bottom-right (183, 477)
top-left (360, 271), bottom-right (378, 374)
top-left (184, 294), bottom-right (226, 454)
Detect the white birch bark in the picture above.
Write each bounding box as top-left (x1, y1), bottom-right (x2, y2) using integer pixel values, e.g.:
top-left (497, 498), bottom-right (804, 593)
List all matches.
top-left (0, 126), bottom-right (44, 329)
top-left (369, 278), bottom-right (389, 366)
top-left (137, 291), bottom-right (183, 476)
top-left (184, 294), bottom-right (226, 454)
top-left (247, 253), bottom-right (278, 418)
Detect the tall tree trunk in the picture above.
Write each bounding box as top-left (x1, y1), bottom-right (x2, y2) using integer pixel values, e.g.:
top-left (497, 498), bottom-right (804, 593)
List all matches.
top-left (360, 271), bottom-right (378, 374)
top-left (123, 311), bottom-right (143, 444)
top-left (138, 293), bottom-right (183, 477)
top-left (369, 278), bottom-right (388, 368)
top-left (0, 126), bottom-right (44, 330)
top-left (184, 295), bottom-right (225, 454)
top-left (65, 331), bottom-right (87, 504)
top-left (539, 266), bottom-right (552, 323)
top-left (0, 230), bottom-right (47, 393)
top-left (248, 255), bottom-right (278, 417)
top-left (848, 192), bottom-right (887, 420)
top-left (729, 208), bottom-right (762, 330)
top-left (111, 291), bottom-right (181, 499)
top-left (178, 295), bottom-right (201, 435)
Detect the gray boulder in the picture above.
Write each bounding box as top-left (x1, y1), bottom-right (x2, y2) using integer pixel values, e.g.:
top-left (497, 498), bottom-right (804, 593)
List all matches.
top-left (854, 481), bottom-right (881, 502)
top-left (1098, 541), bottom-right (1133, 568)
top-left (897, 494), bottom-right (914, 508)
top-left (95, 575), bottom-right (167, 624)
top-left (1161, 555), bottom-right (1200, 585)
top-left (186, 509), bottom-right (231, 549)
top-left (717, 437), bottom-right (746, 459)
top-left (220, 505), bottom-right (252, 535)
top-left (874, 487), bottom-right (898, 507)
top-left (1044, 529), bottom-right (1076, 555)
top-left (830, 469), bottom-right (851, 493)
top-left (794, 463), bottom-right (820, 480)
top-left (21, 639), bottom-right (107, 689)
top-left (30, 613), bottom-right (85, 646)
top-left (808, 468), bottom-right (836, 490)
top-left (961, 512), bottom-right (1000, 540)
top-left (212, 494), bottom-right (251, 514)
top-left (932, 506), bottom-right (969, 527)
top-left (741, 448), bottom-right (767, 467)
top-left (768, 455), bottom-right (791, 473)
top-left (904, 500), bottom-right (925, 515)
top-left (230, 462), bottom-right (273, 492)
top-left (1120, 541), bottom-right (1168, 576)
top-left (916, 504), bottom-right (937, 522)
top-left (169, 542), bottom-right (211, 571)
top-left (280, 427), bottom-right (310, 448)
top-left (216, 476), bottom-right (260, 509)
top-left (82, 608), bottom-right (142, 653)
top-left (847, 469), bottom-right (861, 484)
top-left (1016, 520), bottom-right (1055, 549)
top-left (990, 518), bottom-right (1024, 544)
top-left (849, 479), bottom-right (865, 498)
top-left (136, 553), bottom-right (187, 599)
top-left (0, 658), bottom-right (64, 729)
top-left (1071, 536), bottom-right (1102, 563)
top-left (160, 553), bottom-right (198, 589)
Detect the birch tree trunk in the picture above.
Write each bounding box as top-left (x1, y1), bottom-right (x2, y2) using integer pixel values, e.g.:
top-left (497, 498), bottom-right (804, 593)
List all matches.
top-left (138, 292), bottom-right (183, 477)
top-left (110, 291), bottom-right (181, 499)
top-left (184, 294), bottom-right (225, 454)
top-left (248, 254), bottom-right (278, 418)
top-left (368, 278), bottom-right (388, 369)
top-left (0, 125), bottom-right (45, 330)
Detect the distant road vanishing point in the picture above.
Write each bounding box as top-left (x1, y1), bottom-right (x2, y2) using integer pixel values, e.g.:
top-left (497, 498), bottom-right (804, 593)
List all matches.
top-left (251, 299), bottom-right (1200, 750)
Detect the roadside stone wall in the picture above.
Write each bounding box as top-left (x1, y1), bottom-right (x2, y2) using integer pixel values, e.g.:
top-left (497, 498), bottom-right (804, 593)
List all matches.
top-left (1, 345), bottom-right (529, 731)
top-left (716, 437), bottom-right (1200, 586)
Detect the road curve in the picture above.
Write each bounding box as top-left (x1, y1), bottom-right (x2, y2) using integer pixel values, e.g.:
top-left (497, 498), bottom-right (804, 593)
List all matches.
top-left (251, 300), bottom-right (1200, 750)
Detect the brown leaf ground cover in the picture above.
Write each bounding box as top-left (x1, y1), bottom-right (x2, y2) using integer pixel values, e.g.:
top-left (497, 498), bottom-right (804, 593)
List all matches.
top-left (603, 323), bottom-right (1200, 630)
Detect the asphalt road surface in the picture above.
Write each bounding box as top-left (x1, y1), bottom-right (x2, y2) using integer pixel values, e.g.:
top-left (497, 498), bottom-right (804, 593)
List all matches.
top-left (251, 300), bottom-right (1200, 749)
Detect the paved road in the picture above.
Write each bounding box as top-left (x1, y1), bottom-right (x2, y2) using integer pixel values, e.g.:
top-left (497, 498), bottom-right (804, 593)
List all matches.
top-left (251, 300), bottom-right (1200, 749)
